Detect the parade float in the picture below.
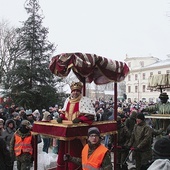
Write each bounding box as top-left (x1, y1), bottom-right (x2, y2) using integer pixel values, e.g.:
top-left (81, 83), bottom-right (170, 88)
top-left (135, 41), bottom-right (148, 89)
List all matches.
top-left (32, 52), bottom-right (130, 170)
top-left (145, 73), bottom-right (170, 130)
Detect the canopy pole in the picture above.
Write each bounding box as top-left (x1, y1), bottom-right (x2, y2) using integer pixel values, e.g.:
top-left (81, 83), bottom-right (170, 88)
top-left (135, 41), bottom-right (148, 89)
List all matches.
top-left (113, 82), bottom-right (118, 170)
top-left (82, 78), bottom-right (86, 96)
top-left (33, 135), bottom-right (38, 170)
top-left (159, 86), bottom-right (163, 93)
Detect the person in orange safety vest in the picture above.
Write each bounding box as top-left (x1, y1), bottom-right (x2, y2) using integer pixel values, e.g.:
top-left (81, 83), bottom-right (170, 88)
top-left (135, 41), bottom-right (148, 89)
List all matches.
top-left (10, 120), bottom-right (34, 170)
top-left (63, 127), bottom-right (113, 170)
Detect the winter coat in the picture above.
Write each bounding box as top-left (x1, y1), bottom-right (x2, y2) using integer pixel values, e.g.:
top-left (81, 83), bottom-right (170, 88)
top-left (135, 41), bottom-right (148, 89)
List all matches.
top-left (0, 138), bottom-right (13, 170)
top-left (10, 128), bottom-right (34, 162)
top-left (1, 119), bottom-right (16, 147)
top-left (70, 142), bottom-right (112, 170)
top-left (117, 122), bottom-right (131, 146)
top-left (128, 121), bottom-right (152, 151)
top-left (101, 109), bottom-right (112, 121)
top-left (125, 111), bottom-right (137, 133)
top-left (128, 121), bottom-right (153, 169)
top-left (144, 102), bottom-right (170, 114)
top-left (148, 159), bottom-right (170, 170)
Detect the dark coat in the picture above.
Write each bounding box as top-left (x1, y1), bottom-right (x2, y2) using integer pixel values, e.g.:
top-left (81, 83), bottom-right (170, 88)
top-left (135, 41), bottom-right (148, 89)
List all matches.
top-left (1, 119), bottom-right (16, 147)
top-left (128, 121), bottom-right (152, 151)
top-left (0, 138), bottom-right (13, 170)
top-left (10, 127), bottom-right (34, 162)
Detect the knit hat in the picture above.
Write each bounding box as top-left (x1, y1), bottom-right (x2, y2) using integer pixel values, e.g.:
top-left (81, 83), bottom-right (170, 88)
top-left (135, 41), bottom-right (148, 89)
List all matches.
top-left (88, 127), bottom-right (100, 137)
top-left (137, 113), bottom-right (145, 121)
top-left (25, 109), bottom-right (32, 116)
top-left (159, 93), bottom-right (169, 100)
top-left (20, 107), bottom-right (24, 110)
top-left (49, 106), bottom-right (53, 110)
top-left (32, 109), bottom-right (40, 117)
top-left (42, 111), bottom-right (51, 121)
top-left (21, 120), bottom-right (32, 129)
top-left (153, 137), bottom-right (170, 158)
top-left (13, 112), bottom-right (19, 118)
top-left (42, 109), bottom-right (46, 113)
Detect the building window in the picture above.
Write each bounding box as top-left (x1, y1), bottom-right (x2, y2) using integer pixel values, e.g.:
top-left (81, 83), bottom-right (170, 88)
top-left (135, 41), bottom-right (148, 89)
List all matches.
top-left (128, 86), bottom-right (131, 93)
top-left (135, 74), bottom-right (138, 80)
top-left (140, 61), bottom-right (144, 67)
top-left (142, 98), bottom-right (146, 102)
top-left (143, 85), bottom-right (146, 92)
top-left (128, 62), bottom-right (131, 67)
top-left (166, 70), bottom-right (170, 74)
top-left (150, 72), bottom-right (153, 76)
top-left (135, 86), bottom-right (138, 93)
top-left (158, 71), bottom-right (161, 74)
top-left (142, 73), bottom-right (146, 80)
top-left (128, 75), bottom-right (131, 81)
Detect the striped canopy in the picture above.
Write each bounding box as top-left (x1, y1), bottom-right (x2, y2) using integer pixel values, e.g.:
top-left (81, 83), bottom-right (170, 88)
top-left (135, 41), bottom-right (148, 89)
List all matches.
top-left (49, 53), bottom-right (130, 85)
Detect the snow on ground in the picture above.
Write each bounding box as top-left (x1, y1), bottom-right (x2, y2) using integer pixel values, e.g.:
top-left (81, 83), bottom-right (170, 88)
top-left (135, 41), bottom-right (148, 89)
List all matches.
top-left (13, 142), bottom-right (58, 170)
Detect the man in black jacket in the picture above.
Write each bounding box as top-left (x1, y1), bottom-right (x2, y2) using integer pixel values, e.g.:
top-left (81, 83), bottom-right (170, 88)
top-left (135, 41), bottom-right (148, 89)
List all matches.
top-left (0, 138), bottom-right (13, 170)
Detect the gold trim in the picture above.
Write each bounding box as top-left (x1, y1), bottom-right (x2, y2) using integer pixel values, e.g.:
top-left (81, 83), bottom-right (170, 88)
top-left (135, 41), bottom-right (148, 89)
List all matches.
top-left (34, 120), bottom-right (116, 128)
top-left (150, 114), bottom-right (170, 117)
top-left (32, 131), bottom-right (117, 141)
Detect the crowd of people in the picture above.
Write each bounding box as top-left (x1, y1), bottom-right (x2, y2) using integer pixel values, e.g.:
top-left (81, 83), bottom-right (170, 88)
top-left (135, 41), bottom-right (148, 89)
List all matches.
top-left (0, 82), bottom-right (170, 170)
top-left (0, 103), bottom-right (61, 170)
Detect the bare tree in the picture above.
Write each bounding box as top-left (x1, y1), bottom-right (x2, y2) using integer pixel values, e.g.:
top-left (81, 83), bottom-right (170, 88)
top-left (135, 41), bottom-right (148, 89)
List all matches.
top-left (0, 20), bottom-right (17, 83)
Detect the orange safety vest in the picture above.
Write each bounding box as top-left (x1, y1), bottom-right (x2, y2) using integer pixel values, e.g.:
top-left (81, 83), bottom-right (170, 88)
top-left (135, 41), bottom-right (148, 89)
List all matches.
top-left (82, 144), bottom-right (108, 170)
top-left (14, 133), bottom-right (33, 156)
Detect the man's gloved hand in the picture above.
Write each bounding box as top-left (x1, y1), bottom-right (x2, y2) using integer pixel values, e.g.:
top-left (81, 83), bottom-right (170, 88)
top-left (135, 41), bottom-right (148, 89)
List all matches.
top-left (63, 153), bottom-right (70, 162)
top-left (57, 117), bottom-right (63, 123)
top-left (72, 118), bottom-right (81, 123)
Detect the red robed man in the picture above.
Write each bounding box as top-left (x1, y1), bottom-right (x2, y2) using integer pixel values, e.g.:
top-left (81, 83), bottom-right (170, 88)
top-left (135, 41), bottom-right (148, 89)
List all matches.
top-left (56, 81), bottom-right (96, 170)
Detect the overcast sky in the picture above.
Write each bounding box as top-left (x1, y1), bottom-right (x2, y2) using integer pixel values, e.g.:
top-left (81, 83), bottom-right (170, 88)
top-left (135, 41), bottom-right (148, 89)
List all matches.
top-left (1, 0), bottom-right (170, 62)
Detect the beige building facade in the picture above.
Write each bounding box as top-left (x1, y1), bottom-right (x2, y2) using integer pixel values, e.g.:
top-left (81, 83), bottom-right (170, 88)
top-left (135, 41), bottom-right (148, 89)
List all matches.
top-left (124, 56), bottom-right (170, 103)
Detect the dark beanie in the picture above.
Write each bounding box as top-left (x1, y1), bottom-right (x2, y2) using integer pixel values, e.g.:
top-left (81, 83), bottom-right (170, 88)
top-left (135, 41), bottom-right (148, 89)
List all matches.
top-left (153, 137), bottom-right (170, 158)
top-left (88, 127), bottom-right (100, 137)
top-left (137, 113), bottom-right (145, 121)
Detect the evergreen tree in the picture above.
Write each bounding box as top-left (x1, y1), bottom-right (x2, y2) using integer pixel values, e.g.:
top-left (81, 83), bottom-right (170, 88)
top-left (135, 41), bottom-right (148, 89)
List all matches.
top-left (4, 0), bottom-right (59, 110)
